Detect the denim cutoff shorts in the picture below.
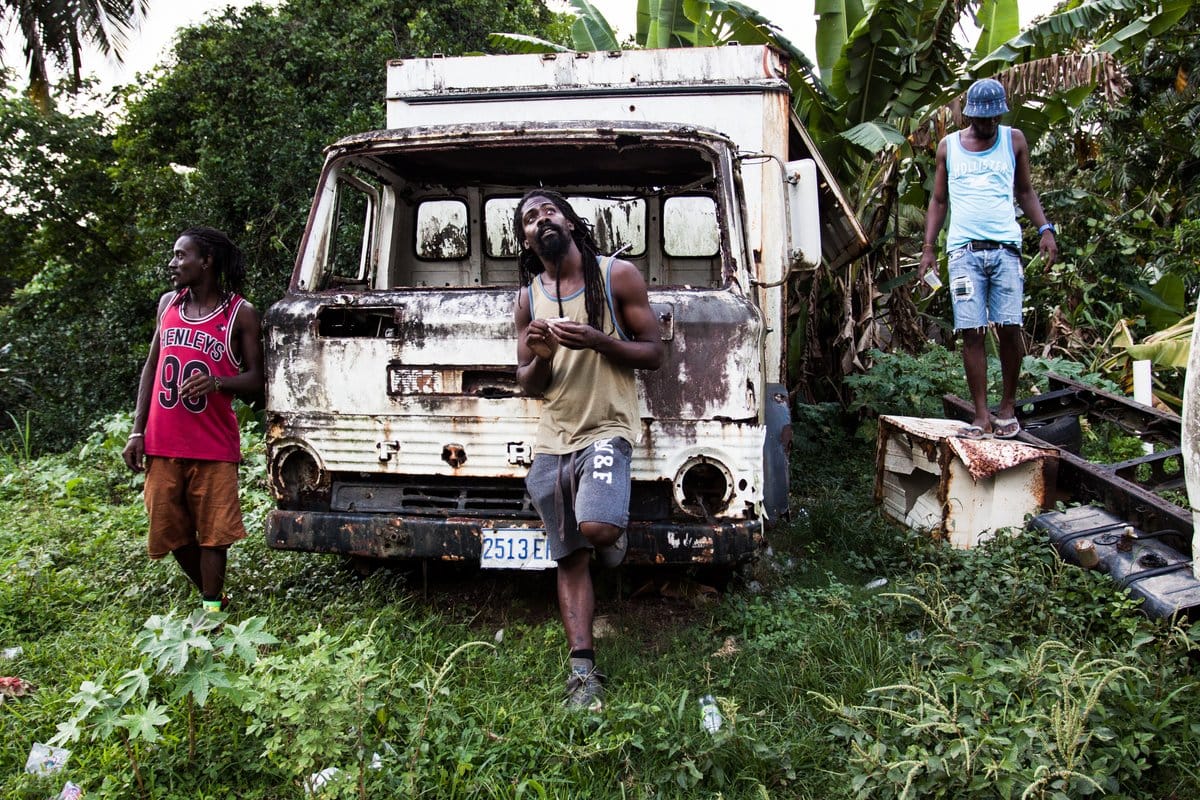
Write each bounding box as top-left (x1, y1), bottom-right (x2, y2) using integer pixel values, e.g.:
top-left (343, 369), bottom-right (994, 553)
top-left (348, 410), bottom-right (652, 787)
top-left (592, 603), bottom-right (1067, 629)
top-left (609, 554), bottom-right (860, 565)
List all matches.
top-left (947, 245), bottom-right (1024, 330)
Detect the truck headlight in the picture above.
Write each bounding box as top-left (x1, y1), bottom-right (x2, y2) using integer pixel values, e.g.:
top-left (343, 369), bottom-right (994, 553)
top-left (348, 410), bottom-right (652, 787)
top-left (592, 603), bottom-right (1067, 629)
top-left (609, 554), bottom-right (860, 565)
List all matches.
top-left (673, 456), bottom-right (733, 518)
top-left (271, 444), bottom-right (328, 508)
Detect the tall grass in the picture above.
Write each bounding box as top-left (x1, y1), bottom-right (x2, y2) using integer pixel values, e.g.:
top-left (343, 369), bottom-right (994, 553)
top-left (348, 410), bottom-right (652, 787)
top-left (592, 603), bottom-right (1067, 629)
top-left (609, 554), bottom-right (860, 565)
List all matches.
top-left (1, 408), bottom-right (1198, 798)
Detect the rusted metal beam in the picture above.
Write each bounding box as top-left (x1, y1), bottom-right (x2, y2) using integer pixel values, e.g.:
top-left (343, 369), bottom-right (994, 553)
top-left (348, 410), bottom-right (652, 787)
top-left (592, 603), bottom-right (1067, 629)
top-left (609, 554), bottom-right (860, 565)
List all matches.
top-left (1047, 374), bottom-right (1182, 446)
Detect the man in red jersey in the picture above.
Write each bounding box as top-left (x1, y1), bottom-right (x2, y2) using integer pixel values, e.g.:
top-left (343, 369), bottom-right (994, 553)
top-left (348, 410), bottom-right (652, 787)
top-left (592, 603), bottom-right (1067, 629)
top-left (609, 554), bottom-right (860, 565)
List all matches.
top-left (122, 227), bottom-right (263, 613)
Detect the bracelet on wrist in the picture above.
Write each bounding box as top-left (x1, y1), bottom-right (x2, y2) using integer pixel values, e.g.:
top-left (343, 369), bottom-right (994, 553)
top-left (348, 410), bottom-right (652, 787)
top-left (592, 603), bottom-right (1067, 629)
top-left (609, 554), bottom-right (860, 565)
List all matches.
top-left (213, 376), bottom-right (223, 392)
top-left (922, 243), bottom-right (935, 250)
top-left (128, 433), bottom-right (144, 439)
top-left (1038, 222), bottom-right (1056, 235)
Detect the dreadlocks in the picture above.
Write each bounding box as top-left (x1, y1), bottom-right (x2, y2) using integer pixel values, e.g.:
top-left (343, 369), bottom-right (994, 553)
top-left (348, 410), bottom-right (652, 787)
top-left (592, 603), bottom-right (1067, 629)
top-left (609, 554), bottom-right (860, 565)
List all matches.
top-left (514, 190), bottom-right (607, 331)
top-left (179, 226), bottom-right (247, 299)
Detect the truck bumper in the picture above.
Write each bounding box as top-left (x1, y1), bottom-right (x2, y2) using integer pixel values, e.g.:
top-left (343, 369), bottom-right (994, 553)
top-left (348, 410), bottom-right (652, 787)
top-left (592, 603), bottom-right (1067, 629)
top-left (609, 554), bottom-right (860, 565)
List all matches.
top-left (265, 510), bottom-right (763, 566)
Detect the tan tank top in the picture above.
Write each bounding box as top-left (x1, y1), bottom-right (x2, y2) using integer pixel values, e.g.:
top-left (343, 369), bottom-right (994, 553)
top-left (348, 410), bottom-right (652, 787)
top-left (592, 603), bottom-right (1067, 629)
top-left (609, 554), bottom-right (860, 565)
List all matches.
top-left (529, 257), bottom-right (639, 454)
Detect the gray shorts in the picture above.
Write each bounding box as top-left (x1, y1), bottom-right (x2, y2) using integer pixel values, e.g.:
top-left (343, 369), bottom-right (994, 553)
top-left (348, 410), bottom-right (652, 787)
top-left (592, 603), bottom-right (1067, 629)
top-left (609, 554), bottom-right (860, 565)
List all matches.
top-left (525, 437), bottom-right (632, 561)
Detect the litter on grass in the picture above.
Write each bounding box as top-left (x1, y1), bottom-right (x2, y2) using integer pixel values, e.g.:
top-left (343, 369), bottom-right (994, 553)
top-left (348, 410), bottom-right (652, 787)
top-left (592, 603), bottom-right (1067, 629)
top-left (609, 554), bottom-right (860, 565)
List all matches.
top-left (0, 676), bottom-right (35, 702)
top-left (24, 742), bottom-right (69, 775)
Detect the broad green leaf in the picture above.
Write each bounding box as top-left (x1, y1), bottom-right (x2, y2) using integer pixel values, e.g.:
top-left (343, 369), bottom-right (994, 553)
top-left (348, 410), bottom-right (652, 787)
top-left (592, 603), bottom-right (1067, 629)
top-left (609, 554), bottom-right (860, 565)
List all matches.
top-left (1130, 275), bottom-right (1186, 331)
top-left (49, 717), bottom-right (83, 747)
top-left (638, 0), bottom-right (696, 48)
top-left (91, 705), bottom-right (123, 740)
top-left (974, 0), bottom-right (1177, 69)
top-left (839, 122), bottom-right (906, 156)
top-left (972, 0), bottom-right (1020, 61)
top-left (487, 33), bottom-right (571, 54)
top-left (217, 616), bottom-right (281, 665)
top-left (1125, 339), bottom-right (1191, 369)
top-left (171, 661), bottom-right (233, 707)
top-left (113, 668), bottom-right (150, 703)
top-left (120, 700), bottom-right (170, 744)
top-left (815, 0), bottom-right (866, 84)
top-left (568, 0), bottom-right (620, 51)
top-left (68, 679), bottom-right (115, 717)
top-left (686, 0), bottom-right (830, 105)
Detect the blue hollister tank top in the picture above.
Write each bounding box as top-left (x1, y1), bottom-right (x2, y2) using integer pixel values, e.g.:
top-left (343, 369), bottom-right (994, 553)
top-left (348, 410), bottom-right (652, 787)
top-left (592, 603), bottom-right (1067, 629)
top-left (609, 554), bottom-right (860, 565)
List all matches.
top-left (945, 125), bottom-right (1022, 250)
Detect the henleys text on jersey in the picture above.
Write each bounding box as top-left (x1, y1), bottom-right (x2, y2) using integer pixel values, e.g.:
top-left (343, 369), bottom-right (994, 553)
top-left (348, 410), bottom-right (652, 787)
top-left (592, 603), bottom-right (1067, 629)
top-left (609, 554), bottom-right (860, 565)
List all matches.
top-left (160, 326), bottom-right (227, 361)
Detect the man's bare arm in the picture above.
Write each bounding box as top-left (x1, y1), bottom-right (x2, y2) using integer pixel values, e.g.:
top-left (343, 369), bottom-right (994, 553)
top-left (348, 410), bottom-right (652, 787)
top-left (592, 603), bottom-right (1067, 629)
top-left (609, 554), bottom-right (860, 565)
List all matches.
top-left (1011, 128), bottom-right (1057, 268)
top-left (919, 139), bottom-right (950, 279)
top-left (122, 292), bottom-right (173, 472)
top-left (515, 286), bottom-right (554, 395)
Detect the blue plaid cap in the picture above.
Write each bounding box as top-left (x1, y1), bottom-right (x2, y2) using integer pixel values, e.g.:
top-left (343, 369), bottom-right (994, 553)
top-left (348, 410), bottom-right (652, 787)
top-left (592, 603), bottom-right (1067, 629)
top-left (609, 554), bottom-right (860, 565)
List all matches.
top-left (963, 78), bottom-right (1009, 118)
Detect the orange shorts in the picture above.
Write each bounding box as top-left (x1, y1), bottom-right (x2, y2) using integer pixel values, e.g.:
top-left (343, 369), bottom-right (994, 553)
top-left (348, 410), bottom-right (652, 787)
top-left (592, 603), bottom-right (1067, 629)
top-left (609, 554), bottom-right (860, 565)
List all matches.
top-left (144, 457), bottom-right (247, 559)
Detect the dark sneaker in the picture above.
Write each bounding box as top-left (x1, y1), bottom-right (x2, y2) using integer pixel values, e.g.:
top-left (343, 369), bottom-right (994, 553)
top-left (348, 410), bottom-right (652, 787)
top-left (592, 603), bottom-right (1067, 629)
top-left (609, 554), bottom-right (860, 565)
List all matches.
top-left (564, 667), bottom-right (606, 712)
top-left (595, 531), bottom-right (627, 569)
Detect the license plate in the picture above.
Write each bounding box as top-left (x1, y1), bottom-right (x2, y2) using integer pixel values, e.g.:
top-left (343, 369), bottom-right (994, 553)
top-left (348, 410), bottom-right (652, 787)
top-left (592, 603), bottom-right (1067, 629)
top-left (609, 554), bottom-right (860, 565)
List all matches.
top-left (481, 528), bottom-right (556, 570)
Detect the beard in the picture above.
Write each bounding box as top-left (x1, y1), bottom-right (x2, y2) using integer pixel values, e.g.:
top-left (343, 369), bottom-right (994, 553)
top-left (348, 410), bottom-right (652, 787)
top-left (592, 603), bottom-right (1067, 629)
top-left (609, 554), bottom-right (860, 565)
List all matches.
top-left (535, 223), bottom-right (571, 263)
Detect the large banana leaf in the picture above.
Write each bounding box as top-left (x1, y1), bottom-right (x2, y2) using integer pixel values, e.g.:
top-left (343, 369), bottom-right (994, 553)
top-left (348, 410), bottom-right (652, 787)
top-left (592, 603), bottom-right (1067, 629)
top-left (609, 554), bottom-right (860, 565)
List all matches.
top-left (638, 0), bottom-right (696, 48)
top-left (683, 0), bottom-right (833, 109)
top-left (1126, 338), bottom-right (1192, 369)
top-left (568, 0), bottom-right (620, 51)
top-left (1098, 314), bottom-right (1194, 411)
top-left (1133, 273), bottom-right (1187, 331)
top-left (815, 0), bottom-right (866, 85)
top-left (974, 0), bottom-right (1195, 70)
top-left (972, 0), bottom-right (1020, 61)
top-left (1098, 0), bottom-right (1194, 53)
top-left (840, 120), bottom-right (907, 153)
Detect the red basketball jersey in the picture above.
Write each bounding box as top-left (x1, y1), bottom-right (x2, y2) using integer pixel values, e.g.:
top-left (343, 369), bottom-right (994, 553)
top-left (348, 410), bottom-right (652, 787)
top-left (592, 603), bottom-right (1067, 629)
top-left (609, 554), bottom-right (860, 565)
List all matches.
top-left (144, 291), bottom-right (245, 463)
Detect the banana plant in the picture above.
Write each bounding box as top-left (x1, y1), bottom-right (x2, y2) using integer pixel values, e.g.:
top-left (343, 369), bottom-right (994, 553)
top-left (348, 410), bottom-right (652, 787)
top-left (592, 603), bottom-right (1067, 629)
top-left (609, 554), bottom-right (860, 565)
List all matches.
top-left (1094, 274), bottom-right (1192, 408)
top-left (488, 0), bottom-right (1197, 399)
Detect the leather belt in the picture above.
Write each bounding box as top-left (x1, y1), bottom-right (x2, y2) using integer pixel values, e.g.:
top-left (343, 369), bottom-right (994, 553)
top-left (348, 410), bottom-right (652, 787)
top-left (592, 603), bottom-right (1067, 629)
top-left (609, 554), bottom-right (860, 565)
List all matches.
top-left (967, 240), bottom-right (1020, 255)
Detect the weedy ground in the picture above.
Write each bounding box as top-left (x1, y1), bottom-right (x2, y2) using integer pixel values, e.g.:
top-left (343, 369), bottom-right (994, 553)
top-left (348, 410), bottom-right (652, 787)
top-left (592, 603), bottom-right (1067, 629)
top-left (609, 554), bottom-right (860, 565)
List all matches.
top-left (1, 406), bottom-right (1198, 799)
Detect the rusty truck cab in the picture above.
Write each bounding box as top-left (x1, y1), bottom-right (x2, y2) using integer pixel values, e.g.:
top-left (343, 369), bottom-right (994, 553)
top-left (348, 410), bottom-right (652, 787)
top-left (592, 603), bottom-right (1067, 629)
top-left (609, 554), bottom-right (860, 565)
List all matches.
top-left (264, 122), bottom-right (773, 566)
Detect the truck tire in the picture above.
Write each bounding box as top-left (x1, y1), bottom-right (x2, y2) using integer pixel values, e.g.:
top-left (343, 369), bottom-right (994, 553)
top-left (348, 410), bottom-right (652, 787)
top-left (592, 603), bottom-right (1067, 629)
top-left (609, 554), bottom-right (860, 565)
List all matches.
top-left (1024, 414), bottom-right (1082, 454)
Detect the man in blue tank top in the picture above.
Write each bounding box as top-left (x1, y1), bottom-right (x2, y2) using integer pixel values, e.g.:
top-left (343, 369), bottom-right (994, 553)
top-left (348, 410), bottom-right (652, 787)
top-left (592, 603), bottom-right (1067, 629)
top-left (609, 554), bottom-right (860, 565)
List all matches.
top-left (919, 78), bottom-right (1058, 439)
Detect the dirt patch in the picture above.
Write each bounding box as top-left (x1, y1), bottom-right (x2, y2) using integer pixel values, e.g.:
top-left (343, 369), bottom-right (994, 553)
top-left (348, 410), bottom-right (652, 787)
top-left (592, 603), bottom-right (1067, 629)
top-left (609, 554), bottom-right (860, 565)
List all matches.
top-left (385, 562), bottom-right (725, 652)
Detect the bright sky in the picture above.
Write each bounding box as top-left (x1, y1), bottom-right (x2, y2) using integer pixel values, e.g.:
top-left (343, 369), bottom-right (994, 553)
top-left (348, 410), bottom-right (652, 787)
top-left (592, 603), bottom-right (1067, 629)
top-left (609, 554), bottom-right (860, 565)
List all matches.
top-left (1, 0), bottom-right (1060, 92)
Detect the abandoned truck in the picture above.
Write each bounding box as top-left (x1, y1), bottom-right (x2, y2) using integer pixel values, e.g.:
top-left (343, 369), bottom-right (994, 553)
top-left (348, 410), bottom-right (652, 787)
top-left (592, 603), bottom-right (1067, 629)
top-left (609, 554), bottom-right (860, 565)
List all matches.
top-left (263, 45), bottom-right (867, 569)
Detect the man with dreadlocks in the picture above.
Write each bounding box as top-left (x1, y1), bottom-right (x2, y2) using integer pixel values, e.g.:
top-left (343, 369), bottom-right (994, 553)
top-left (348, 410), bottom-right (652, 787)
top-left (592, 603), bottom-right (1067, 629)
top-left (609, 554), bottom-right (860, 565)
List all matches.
top-left (122, 227), bottom-right (263, 614)
top-left (514, 190), bottom-right (664, 711)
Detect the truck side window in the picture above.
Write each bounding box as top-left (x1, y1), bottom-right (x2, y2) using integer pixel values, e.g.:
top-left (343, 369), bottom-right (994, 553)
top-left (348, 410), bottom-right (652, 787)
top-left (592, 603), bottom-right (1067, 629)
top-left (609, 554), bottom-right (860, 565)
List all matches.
top-left (569, 196), bottom-right (646, 257)
top-left (483, 196), bottom-right (646, 260)
top-left (484, 197), bottom-right (521, 258)
top-left (663, 196), bottom-right (719, 257)
top-left (415, 199), bottom-right (469, 260)
top-left (324, 176), bottom-right (376, 289)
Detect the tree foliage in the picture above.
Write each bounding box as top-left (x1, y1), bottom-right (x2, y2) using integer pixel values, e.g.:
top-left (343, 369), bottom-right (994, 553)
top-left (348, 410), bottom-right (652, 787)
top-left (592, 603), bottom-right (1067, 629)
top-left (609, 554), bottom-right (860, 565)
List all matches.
top-left (491, 0), bottom-right (1198, 397)
top-left (0, 0), bottom-right (567, 450)
top-left (1030, 4), bottom-right (1200, 402)
top-left (0, 0), bottom-right (149, 110)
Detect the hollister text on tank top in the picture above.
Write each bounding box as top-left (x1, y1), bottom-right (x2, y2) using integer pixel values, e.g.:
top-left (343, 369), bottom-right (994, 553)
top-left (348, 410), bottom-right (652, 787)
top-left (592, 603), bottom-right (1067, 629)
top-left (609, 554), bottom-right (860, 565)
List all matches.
top-left (528, 257), bottom-right (640, 454)
top-left (945, 125), bottom-right (1022, 250)
top-left (144, 290), bottom-right (245, 463)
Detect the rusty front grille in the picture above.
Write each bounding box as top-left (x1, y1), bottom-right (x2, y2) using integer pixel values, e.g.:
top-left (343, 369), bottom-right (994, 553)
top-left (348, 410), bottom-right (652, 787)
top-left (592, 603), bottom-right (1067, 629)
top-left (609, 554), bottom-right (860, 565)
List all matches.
top-left (332, 478), bottom-right (534, 517)
top-left (328, 477), bottom-right (676, 522)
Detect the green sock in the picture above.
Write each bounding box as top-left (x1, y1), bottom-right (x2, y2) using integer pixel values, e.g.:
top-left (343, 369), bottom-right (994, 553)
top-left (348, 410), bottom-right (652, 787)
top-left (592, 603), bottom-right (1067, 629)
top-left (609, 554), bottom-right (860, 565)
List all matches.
top-left (202, 599), bottom-right (222, 613)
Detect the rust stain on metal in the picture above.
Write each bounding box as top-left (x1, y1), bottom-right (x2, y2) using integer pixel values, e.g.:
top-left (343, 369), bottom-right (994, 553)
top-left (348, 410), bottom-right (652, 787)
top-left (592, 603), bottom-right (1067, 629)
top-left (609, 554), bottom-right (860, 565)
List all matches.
top-left (947, 436), bottom-right (1054, 482)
